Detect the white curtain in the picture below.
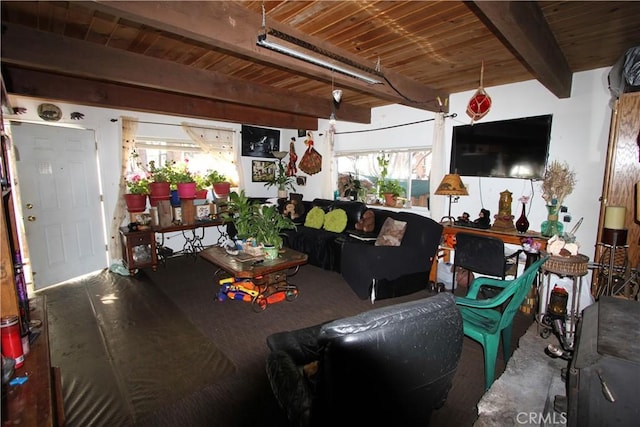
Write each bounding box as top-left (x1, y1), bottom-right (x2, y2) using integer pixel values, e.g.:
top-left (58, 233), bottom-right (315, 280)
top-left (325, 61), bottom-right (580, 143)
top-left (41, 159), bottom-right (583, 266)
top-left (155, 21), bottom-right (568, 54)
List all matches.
top-left (429, 112), bottom-right (446, 220)
top-left (180, 122), bottom-right (238, 185)
top-left (108, 116), bottom-right (138, 261)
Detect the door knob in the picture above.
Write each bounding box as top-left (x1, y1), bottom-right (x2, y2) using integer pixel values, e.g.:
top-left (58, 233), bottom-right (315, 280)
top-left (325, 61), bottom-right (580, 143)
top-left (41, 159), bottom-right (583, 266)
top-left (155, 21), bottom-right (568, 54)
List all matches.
top-left (27, 215), bottom-right (36, 222)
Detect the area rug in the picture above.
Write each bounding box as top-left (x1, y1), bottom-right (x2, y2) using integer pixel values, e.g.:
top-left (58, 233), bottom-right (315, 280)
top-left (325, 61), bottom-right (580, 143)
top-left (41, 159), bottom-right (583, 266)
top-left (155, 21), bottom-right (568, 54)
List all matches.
top-left (42, 269), bottom-right (236, 426)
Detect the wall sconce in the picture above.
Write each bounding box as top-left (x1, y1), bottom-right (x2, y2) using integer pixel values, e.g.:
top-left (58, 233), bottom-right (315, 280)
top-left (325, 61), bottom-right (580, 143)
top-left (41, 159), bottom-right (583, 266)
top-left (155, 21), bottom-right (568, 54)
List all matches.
top-left (434, 173), bottom-right (468, 223)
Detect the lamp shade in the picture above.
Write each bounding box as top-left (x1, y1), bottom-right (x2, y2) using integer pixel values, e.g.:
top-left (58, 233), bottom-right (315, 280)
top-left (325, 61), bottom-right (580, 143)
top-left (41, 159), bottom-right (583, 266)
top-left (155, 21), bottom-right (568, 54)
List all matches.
top-left (434, 174), bottom-right (469, 196)
top-left (271, 151), bottom-right (288, 161)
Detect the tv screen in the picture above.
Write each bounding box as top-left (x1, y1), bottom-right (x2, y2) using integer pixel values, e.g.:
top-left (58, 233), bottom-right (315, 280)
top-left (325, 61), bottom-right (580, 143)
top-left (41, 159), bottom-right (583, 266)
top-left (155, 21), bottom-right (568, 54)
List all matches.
top-left (450, 114), bottom-right (552, 179)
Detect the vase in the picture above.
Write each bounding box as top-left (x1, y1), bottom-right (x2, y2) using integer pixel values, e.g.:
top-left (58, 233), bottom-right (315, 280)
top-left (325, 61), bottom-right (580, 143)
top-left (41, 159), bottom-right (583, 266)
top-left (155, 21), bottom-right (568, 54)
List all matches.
top-left (149, 181), bottom-right (171, 207)
top-left (212, 182), bottom-right (231, 199)
top-left (124, 193), bottom-right (147, 213)
top-left (177, 182), bottom-right (197, 199)
top-left (541, 204), bottom-right (564, 237)
top-left (195, 189), bottom-right (208, 200)
top-left (263, 245), bottom-right (279, 260)
top-left (515, 203), bottom-right (529, 233)
top-left (170, 189), bottom-right (181, 207)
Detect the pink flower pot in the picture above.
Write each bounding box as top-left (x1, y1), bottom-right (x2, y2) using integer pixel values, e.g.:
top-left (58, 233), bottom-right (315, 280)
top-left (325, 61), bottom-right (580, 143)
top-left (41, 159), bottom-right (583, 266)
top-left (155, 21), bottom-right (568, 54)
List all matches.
top-left (177, 182), bottom-right (197, 199)
top-left (124, 194), bottom-right (147, 213)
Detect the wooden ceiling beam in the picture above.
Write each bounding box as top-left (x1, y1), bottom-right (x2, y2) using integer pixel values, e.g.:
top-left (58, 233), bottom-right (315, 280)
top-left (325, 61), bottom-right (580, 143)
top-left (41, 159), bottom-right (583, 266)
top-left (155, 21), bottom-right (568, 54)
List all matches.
top-left (3, 66), bottom-right (320, 130)
top-left (1, 22), bottom-right (370, 124)
top-left (91, 0), bottom-right (448, 112)
top-left (470, 1), bottom-right (572, 98)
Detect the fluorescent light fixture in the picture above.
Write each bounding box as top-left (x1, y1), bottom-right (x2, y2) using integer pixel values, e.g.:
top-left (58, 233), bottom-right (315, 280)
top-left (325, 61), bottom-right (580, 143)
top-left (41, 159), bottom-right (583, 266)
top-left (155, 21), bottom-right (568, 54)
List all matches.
top-left (257, 34), bottom-right (381, 85)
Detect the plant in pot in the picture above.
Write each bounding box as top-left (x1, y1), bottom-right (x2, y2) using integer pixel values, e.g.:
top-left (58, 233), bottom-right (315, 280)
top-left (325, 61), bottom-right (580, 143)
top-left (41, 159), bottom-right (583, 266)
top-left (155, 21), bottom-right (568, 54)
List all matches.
top-left (205, 170), bottom-right (231, 200)
top-left (378, 179), bottom-right (405, 207)
top-left (147, 160), bottom-right (173, 204)
top-left (194, 173), bottom-right (209, 200)
top-left (222, 190), bottom-right (260, 244)
top-left (264, 160), bottom-right (296, 198)
top-left (168, 161), bottom-right (196, 200)
top-left (254, 204), bottom-right (296, 259)
top-left (124, 173), bottom-right (149, 213)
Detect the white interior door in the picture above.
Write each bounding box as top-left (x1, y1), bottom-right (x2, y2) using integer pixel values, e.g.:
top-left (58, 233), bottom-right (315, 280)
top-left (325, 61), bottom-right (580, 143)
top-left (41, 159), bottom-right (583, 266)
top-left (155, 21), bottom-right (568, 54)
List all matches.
top-left (11, 123), bottom-right (107, 289)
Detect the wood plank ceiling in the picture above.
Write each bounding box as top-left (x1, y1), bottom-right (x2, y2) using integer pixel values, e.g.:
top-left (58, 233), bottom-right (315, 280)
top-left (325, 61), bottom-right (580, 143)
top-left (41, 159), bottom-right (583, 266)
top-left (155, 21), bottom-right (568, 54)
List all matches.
top-left (2, 1), bottom-right (639, 129)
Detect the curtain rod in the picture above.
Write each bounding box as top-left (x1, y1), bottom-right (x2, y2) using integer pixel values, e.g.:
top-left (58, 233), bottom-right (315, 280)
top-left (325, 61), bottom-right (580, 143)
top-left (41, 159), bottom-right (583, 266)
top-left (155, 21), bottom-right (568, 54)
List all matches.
top-left (111, 117), bottom-right (236, 132)
top-left (334, 112), bottom-right (457, 135)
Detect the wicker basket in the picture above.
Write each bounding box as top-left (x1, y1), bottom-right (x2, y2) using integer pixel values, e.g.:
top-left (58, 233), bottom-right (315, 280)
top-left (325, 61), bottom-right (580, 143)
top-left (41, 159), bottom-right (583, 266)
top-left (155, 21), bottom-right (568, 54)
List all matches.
top-left (541, 252), bottom-right (589, 276)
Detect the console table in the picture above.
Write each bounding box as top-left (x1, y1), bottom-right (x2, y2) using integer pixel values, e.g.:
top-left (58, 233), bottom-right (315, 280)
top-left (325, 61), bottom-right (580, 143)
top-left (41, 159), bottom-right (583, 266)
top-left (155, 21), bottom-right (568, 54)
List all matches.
top-left (442, 225), bottom-right (548, 249)
top-left (119, 220), bottom-right (228, 274)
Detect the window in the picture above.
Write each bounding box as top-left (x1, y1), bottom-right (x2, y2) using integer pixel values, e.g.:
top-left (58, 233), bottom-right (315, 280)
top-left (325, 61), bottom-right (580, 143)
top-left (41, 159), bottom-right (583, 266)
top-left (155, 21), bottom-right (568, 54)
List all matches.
top-left (335, 149), bottom-right (432, 208)
top-left (129, 136), bottom-right (238, 186)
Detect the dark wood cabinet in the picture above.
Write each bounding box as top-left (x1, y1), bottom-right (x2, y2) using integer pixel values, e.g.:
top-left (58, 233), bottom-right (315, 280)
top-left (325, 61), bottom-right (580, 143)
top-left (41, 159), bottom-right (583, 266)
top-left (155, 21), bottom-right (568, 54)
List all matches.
top-left (119, 227), bottom-right (157, 274)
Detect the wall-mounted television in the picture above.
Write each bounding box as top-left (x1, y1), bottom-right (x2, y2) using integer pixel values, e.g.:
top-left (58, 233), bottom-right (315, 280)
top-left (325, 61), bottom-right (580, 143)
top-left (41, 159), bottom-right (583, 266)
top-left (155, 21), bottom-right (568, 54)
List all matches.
top-left (450, 114), bottom-right (552, 179)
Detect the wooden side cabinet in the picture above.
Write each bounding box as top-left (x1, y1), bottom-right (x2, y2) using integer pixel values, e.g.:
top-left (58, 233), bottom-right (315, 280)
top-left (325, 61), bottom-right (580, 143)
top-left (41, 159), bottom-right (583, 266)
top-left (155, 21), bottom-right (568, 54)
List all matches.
top-left (119, 227), bottom-right (157, 275)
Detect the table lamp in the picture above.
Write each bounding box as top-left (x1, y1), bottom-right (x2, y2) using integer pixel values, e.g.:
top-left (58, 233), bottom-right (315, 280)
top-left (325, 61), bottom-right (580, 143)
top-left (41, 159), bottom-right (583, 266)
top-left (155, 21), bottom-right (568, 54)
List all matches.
top-left (434, 173), bottom-right (468, 223)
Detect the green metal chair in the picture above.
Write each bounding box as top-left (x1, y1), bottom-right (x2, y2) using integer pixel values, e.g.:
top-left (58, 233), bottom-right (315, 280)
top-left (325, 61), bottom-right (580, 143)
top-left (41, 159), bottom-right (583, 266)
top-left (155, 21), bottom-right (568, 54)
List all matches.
top-left (455, 256), bottom-right (548, 390)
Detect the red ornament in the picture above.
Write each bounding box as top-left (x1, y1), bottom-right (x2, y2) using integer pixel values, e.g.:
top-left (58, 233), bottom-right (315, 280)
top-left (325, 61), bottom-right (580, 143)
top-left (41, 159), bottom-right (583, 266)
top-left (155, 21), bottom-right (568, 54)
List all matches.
top-left (467, 61), bottom-right (491, 124)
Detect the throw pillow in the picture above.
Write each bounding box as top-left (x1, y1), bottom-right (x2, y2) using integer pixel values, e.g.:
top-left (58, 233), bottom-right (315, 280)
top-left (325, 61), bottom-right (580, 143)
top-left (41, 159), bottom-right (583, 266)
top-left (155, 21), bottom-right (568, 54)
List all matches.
top-left (323, 208), bottom-right (348, 233)
top-left (304, 206), bottom-right (325, 229)
top-left (375, 217), bottom-right (407, 246)
top-left (355, 209), bottom-right (375, 233)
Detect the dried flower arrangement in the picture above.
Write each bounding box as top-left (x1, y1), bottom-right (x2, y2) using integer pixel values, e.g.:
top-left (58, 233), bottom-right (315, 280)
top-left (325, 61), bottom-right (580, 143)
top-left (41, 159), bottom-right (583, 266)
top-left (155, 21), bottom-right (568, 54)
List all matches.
top-left (541, 160), bottom-right (576, 206)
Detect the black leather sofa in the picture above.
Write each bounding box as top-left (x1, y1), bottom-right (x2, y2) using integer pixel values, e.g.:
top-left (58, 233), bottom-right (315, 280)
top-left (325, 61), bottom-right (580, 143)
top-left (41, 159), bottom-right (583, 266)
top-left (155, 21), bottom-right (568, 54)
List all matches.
top-left (281, 198), bottom-right (443, 301)
top-left (265, 292), bottom-right (463, 427)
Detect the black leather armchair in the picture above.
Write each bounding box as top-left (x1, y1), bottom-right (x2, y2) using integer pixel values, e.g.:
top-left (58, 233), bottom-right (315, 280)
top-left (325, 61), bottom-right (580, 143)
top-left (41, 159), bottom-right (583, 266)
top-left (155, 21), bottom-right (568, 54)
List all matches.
top-left (340, 211), bottom-right (443, 300)
top-left (265, 293), bottom-right (463, 427)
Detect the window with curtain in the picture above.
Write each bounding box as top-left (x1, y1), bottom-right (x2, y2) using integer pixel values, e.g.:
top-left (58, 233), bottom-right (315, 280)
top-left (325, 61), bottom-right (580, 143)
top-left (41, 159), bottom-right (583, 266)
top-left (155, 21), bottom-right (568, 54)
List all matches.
top-left (130, 127), bottom-right (238, 186)
top-left (335, 149), bottom-right (432, 208)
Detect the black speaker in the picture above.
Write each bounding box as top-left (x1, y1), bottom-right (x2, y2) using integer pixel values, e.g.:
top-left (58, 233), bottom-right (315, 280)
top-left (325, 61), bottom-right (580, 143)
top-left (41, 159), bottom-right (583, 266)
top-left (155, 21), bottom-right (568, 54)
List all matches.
top-left (567, 297), bottom-right (640, 426)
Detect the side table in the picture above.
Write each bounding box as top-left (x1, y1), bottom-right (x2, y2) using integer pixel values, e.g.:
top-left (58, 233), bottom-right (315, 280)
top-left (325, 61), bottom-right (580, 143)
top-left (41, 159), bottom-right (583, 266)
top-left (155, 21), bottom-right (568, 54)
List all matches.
top-left (119, 227), bottom-right (157, 275)
top-left (538, 254), bottom-right (589, 347)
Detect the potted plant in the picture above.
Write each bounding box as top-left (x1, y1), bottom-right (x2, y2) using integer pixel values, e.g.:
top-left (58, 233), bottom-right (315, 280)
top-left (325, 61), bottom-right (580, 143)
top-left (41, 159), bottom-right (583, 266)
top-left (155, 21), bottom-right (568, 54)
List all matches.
top-left (147, 160), bottom-right (173, 204)
top-left (194, 173), bottom-right (209, 200)
top-left (223, 190), bottom-right (260, 241)
top-left (340, 173), bottom-right (361, 200)
top-left (205, 170), bottom-right (231, 199)
top-left (168, 161), bottom-right (196, 199)
top-left (265, 161), bottom-right (296, 198)
top-left (124, 173), bottom-right (149, 213)
top-left (254, 204), bottom-right (296, 259)
top-left (378, 179), bottom-right (405, 207)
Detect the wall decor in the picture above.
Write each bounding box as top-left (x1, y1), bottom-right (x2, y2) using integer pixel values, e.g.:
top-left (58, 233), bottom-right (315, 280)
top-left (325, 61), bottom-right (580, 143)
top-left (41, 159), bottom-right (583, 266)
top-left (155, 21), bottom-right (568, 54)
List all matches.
top-left (242, 125), bottom-right (280, 158)
top-left (252, 160), bottom-right (276, 182)
top-left (296, 176), bottom-right (307, 186)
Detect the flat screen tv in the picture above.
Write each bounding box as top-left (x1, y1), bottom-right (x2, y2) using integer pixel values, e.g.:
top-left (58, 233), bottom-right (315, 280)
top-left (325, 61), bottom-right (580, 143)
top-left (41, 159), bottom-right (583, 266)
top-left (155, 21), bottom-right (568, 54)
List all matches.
top-left (450, 114), bottom-right (552, 179)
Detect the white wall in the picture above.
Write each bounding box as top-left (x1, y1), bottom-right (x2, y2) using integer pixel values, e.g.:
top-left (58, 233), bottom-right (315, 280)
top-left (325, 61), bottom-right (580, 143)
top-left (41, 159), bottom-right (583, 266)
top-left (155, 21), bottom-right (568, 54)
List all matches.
top-left (330, 67), bottom-right (613, 266)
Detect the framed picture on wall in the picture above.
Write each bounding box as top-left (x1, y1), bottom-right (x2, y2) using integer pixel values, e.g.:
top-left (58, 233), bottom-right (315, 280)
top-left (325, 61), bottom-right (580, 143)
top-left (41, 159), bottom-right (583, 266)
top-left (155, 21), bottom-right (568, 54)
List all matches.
top-left (252, 160), bottom-right (276, 182)
top-left (242, 125), bottom-right (280, 158)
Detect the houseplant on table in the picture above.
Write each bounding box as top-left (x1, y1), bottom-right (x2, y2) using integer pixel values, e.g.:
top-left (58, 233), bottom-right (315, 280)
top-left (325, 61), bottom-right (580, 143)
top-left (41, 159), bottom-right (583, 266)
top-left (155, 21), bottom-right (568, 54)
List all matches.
top-left (223, 190), bottom-right (260, 242)
top-left (168, 160), bottom-right (196, 199)
top-left (264, 160), bottom-right (296, 199)
top-left (540, 160), bottom-right (576, 237)
top-left (378, 179), bottom-right (406, 207)
top-left (147, 160), bottom-right (173, 205)
top-left (124, 174), bottom-right (149, 213)
top-left (205, 170), bottom-right (231, 200)
top-left (254, 204), bottom-right (296, 259)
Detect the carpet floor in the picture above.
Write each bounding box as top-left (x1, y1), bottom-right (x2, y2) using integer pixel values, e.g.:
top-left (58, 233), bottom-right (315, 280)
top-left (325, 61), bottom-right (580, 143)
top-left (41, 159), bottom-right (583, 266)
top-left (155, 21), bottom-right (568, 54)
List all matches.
top-left (41, 255), bottom-right (534, 426)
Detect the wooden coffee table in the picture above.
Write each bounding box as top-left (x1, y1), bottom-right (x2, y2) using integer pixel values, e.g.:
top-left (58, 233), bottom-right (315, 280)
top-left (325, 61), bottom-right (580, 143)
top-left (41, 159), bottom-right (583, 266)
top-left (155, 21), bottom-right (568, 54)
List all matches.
top-left (199, 246), bottom-right (308, 311)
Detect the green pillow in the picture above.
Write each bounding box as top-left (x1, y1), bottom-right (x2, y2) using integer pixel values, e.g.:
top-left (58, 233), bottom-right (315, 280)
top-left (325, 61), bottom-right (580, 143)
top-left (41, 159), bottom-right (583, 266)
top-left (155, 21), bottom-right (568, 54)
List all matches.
top-left (304, 206), bottom-right (325, 229)
top-left (323, 208), bottom-right (348, 233)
